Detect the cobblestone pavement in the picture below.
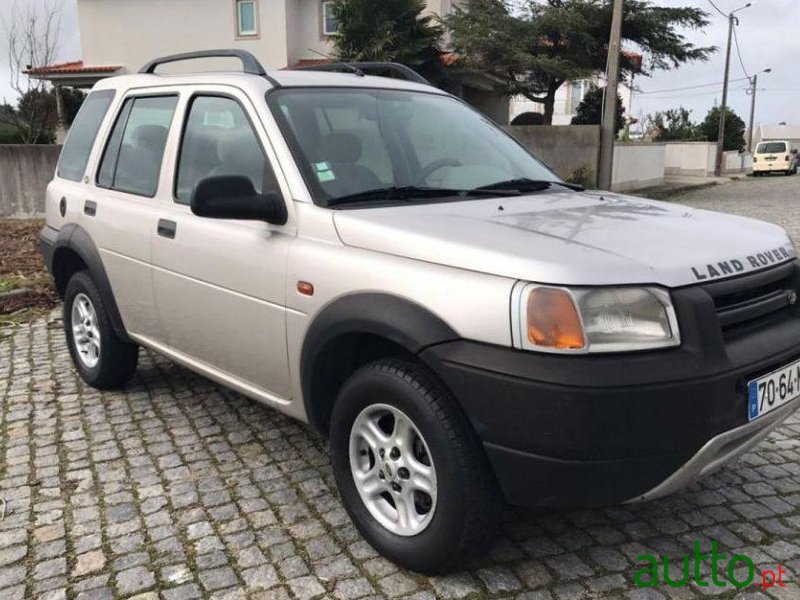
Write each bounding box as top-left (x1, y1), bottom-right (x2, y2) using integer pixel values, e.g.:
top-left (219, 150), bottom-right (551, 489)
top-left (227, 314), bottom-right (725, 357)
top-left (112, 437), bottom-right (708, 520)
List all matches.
top-left (3, 176), bottom-right (800, 600)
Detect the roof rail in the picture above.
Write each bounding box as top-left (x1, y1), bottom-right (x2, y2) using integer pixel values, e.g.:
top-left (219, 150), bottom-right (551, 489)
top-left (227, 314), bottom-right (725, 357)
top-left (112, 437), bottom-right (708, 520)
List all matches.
top-left (138, 49), bottom-right (281, 87)
top-left (293, 61), bottom-right (430, 85)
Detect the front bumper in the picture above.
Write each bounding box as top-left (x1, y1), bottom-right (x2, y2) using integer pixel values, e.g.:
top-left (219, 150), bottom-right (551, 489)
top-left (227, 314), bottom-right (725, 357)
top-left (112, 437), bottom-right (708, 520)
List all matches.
top-left (421, 265), bottom-right (800, 507)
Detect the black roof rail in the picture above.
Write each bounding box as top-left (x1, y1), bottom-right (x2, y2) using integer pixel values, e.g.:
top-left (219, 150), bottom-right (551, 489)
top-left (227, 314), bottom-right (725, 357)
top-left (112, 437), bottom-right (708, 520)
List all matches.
top-left (293, 61), bottom-right (430, 85)
top-left (138, 49), bottom-right (281, 87)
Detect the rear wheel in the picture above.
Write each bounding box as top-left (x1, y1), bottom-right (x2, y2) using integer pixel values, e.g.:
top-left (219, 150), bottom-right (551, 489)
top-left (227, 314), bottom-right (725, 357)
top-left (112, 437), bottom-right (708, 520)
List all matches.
top-left (64, 271), bottom-right (138, 389)
top-left (329, 358), bottom-right (498, 574)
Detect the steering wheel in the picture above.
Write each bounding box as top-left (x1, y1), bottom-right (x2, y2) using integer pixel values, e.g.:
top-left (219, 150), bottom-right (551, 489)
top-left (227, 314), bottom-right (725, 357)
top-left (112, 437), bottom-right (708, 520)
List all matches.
top-left (415, 158), bottom-right (462, 185)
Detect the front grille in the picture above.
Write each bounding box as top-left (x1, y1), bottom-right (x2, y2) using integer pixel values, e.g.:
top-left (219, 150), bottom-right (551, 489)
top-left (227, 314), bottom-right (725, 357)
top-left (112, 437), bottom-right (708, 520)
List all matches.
top-left (702, 261), bottom-right (798, 332)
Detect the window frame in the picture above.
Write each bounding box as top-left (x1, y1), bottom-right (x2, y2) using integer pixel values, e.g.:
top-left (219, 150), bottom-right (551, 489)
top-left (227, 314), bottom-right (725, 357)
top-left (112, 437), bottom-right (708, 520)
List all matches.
top-left (172, 92), bottom-right (280, 206)
top-left (235, 0), bottom-right (259, 37)
top-left (56, 89), bottom-right (116, 182)
top-left (94, 92), bottom-right (179, 199)
top-left (321, 1), bottom-right (339, 36)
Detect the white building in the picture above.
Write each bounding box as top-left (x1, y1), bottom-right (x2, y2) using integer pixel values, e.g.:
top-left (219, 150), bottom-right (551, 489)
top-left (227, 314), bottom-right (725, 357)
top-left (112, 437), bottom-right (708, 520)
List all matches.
top-left (509, 78), bottom-right (635, 126)
top-left (28, 0), bottom-right (459, 87)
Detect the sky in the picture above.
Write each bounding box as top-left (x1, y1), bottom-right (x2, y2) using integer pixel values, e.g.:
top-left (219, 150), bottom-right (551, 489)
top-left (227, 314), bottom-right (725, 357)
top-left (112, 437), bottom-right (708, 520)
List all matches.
top-left (0, 0), bottom-right (798, 129)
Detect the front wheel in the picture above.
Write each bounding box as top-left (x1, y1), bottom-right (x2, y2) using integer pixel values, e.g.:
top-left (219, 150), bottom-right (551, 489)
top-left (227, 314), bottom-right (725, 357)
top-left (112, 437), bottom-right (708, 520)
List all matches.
top-left (329, 358), bottom-right (498, 574)
top-left (64, 271), bottom-right (139, 389)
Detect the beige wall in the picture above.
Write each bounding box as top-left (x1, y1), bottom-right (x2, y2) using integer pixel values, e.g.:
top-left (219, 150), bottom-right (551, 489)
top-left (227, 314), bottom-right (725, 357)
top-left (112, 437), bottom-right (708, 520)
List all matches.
top-left (286, 0), bottom-right (334, 66)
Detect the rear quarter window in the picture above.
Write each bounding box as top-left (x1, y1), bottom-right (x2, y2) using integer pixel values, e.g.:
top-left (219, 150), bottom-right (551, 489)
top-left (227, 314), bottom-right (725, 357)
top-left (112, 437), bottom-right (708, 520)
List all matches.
top-left (57, 89), bottom-right (116, 182)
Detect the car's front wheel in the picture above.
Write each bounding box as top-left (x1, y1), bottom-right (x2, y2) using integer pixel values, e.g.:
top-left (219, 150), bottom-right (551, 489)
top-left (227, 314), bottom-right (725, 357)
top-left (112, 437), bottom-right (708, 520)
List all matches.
top-left (64, 271), bottom-right (139, 389)
top-left (329, 358), bottom-right (497, 574)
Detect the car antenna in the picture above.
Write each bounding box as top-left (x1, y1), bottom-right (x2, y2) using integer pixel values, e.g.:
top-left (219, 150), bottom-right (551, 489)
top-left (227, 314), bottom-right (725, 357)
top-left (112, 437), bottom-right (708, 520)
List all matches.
top-left (306, 48), bottom-right (364, 77)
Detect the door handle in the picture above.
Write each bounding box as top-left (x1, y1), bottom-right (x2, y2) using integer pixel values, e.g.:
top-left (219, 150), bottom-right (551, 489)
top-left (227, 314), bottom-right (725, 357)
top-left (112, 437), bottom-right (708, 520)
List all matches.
top-left (157, 219), bottom-right (177, 239)
top-left (84, 200), bottom-right (97, 216)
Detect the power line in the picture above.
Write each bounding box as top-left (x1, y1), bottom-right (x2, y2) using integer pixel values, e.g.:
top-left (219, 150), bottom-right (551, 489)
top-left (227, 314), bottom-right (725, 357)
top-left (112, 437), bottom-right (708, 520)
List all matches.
top-left (706, 0), bottom-right (727, 18)
top-left (732, 24), bottom-right (750, 79)
top-left (637, 76), bottom-right (749, 95)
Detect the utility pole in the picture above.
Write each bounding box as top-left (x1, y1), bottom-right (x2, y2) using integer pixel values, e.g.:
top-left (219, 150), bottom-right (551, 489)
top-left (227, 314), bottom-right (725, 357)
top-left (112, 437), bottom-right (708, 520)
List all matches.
top-left (714, 3), bottom-right (751, 176)
top-left (747, 68), bottom-right (771, 153)
top-left (597, 0), bottom-right (624, 190)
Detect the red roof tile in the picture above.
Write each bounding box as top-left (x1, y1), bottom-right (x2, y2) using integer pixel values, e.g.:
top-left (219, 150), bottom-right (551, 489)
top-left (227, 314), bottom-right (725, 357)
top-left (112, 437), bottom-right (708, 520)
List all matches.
top-left (25, 61), bottom-right (121, 75)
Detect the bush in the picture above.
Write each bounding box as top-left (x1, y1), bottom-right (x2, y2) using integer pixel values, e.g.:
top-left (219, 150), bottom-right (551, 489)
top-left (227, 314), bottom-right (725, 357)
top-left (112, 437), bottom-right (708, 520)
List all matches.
top-left (511, 112), bottom-right (545, 126)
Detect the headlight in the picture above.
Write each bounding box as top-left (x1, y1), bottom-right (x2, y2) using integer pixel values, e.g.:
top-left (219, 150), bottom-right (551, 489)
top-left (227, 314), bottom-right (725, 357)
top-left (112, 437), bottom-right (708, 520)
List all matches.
top-left (511, 282), bottom-right (680, 353)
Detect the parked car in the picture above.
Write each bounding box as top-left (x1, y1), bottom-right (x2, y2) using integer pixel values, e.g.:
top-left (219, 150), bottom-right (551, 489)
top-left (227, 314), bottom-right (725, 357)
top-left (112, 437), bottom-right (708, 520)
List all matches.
top-left (40, 50), bottom-right (800, 573)
top-left (753, 140), bottom-right (798, 175)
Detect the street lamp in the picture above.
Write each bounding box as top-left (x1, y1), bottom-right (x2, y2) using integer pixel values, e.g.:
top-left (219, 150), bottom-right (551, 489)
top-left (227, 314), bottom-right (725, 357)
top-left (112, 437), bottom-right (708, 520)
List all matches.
top-left (747, 68), bottom-right (771, 153)
top-left (714, 2), bottom-right (752, 177)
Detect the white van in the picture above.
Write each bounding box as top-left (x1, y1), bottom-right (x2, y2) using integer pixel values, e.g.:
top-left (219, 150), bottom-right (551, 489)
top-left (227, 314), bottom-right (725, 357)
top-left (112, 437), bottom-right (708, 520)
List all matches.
top-left (753, 140), bottom-right (798, 176)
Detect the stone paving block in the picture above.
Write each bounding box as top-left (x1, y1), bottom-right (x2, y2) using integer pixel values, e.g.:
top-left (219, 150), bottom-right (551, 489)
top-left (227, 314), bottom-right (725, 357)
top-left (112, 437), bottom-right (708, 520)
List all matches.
top-left (5, 178), bottom-right (800, 598)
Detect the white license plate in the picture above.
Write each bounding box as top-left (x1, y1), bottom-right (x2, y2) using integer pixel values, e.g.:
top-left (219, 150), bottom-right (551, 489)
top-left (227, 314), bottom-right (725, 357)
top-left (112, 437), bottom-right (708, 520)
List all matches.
top-left (748, 359), bottom-right (800, 421)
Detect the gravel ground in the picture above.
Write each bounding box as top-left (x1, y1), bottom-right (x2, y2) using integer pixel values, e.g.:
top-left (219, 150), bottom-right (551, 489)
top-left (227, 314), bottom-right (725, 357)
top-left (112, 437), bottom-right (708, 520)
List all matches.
top-left (2, 176), bottom-right (800, 599)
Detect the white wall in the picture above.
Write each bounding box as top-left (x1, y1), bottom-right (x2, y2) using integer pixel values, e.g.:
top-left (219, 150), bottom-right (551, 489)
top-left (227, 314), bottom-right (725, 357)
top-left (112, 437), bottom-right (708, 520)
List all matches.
top-left (724, 150), bottom-right (753, 174)
top-left (78, 0), bottom-right (292, 72)
top-left (664, 142), bottom-right (716, 177)
top-left (611, 143), bottom-right (665, 192)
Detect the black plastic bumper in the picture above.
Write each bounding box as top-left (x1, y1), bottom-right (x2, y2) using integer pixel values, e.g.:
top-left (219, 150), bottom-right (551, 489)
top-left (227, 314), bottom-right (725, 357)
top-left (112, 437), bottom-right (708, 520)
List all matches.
top-left (421, 271), bottom-right (800, 507)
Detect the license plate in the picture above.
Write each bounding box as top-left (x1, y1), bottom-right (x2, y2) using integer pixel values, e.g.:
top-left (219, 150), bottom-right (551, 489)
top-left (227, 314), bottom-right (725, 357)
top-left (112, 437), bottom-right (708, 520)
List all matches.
top-left (748, 359), bottom-right (800, 421)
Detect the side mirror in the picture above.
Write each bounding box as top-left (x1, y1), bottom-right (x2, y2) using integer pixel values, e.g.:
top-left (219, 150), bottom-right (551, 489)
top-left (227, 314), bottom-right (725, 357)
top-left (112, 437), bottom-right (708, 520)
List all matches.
top-left (191, 176), bottom-right (287, 225)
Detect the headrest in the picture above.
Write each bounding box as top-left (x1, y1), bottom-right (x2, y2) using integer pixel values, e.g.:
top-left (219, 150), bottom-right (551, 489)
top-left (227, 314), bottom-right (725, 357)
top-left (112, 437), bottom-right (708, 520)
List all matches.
top-left (133, 125), bottom-right (168, 152)
top-left (217, 129), bottom-right (260, 163)
top-left (318, 132), bottom-right (362, 165)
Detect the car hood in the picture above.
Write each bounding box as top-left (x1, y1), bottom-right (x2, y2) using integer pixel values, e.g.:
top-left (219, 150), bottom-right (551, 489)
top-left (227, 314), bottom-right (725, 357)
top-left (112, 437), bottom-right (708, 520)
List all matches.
top-left (332, 189), bottom-right (797, 287)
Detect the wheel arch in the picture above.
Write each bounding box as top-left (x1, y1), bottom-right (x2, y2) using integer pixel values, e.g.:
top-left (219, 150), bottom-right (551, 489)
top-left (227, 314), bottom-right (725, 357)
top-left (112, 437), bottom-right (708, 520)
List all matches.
top-left (50, 223), bottom-right (131, 342)
top-left (300, 293), bottom-right (459, 437)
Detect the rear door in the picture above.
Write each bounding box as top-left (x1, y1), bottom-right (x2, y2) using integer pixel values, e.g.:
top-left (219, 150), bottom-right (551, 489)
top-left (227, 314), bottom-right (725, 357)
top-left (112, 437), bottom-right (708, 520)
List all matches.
top-left (150, 86), bottom-right (294, 399)
top-left (81, 91), bottom-right (179, 339)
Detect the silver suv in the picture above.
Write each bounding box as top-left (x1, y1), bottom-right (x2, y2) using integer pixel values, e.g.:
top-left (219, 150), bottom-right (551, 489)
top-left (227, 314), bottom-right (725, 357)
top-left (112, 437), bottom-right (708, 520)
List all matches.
top-left (40, 50), bottom-right (800, 573)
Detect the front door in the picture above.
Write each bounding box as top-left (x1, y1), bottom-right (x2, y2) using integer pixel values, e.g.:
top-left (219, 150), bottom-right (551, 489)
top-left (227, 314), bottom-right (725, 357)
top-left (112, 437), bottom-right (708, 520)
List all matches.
top-left (150, 89), bottom-right (293, 399)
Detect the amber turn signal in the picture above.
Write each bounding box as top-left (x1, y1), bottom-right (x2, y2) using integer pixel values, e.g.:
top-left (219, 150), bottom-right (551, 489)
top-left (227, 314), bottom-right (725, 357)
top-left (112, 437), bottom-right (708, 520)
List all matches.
top-left (527, 287), bottom-right (585, 350)
top-left (297, 281), bottom-right (314, 296)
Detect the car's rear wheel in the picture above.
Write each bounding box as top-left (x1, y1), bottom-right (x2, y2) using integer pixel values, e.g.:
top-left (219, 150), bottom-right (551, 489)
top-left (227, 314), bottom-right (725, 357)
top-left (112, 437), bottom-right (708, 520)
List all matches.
top-left (64, 271), bottom-right (138, 389)
top-left (329, 358), bottom-right (497, 574)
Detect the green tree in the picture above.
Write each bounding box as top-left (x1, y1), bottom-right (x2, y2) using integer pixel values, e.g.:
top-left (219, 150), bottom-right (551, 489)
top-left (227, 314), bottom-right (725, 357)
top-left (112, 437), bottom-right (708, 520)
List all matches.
top-left (331, 0), bottom-right (447, 85)
top-left (699, 106), bottom-right (746, 151)
top-left (650, 107), bottom-right (698, 141)
top-left (0, 88), bottom-right (86, 144)
top-left (446, 0), bottom-right (715, 124)
top-left (570, 86), bottom-right (625, 133)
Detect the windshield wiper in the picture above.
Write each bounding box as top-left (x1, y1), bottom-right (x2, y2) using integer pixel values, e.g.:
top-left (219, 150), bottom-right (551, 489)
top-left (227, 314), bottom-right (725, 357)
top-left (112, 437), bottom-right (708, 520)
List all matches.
top-left (327, 185), bottom-right (518, 207)
top-left (472, 178), bottom-right (584, 193)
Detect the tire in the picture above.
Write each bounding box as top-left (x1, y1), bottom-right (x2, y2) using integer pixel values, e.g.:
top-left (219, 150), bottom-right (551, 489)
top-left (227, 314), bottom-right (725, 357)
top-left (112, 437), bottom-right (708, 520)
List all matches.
top-left (329, 358), bottom-right (498, 574)
top-left (64, 271), bottom-right (138, 389)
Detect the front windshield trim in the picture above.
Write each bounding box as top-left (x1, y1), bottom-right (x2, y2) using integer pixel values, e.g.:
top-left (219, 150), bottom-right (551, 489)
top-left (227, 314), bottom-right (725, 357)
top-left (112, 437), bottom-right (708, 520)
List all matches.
top-left (265, 85), bottom-right (564, 208)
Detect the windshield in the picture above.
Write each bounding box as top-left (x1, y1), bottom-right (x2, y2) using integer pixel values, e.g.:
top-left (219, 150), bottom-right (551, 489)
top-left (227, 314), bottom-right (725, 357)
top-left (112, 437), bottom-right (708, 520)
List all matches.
top-left (269, 88), bottom-right (561, 206)
top-left (757, 142), bottom-right (787, 154)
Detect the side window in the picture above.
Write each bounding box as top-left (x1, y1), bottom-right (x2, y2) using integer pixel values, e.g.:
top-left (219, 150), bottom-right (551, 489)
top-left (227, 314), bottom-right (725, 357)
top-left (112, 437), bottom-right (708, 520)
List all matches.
top-left (57, 89), bottom-right (115, 182)
top-left (97, 95), bottom-right (178, 197)
top-left (175, 95), bottom-right (277, 204)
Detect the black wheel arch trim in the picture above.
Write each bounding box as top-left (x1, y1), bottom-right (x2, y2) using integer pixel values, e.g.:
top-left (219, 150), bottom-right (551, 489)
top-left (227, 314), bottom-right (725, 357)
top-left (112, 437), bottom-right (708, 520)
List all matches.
top-left (45, 223), bottom-right (131, 343)
top-left (300, 293), bottom-right (459, 435)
